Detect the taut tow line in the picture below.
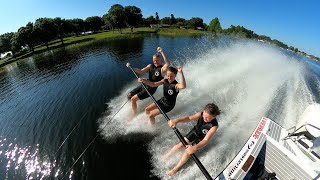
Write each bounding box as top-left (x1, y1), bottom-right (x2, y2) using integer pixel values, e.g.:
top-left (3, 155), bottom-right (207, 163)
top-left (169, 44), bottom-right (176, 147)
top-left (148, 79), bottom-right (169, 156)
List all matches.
top-left (61, 99), bottom-right (130, 179)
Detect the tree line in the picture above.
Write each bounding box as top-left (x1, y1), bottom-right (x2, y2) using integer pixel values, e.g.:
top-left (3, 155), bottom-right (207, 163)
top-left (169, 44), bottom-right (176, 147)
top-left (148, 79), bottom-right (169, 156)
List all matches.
top-left (0, 4), bottom-right (207, 56)
top-left (0, 4), bottom-right (318, 61)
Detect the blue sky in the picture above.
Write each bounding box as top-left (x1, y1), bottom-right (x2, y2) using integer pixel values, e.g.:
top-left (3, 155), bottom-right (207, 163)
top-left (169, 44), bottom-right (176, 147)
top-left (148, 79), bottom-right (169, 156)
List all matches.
top-left (0, 0), bottom-right (319, 57)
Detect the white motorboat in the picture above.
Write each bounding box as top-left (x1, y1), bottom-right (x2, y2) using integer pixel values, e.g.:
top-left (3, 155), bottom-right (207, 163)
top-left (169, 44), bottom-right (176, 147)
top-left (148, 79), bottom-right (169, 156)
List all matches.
top-left (215, 104), bottom-right (320, 180)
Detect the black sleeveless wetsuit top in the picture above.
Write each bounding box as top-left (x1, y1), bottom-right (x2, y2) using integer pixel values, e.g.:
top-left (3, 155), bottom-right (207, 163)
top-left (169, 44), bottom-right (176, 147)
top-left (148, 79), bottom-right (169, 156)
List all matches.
top-left (148, 64), bottom-right (163, 82)
top-left (161, 79), bottom-right (179, 107)
top-left (194, 112), bottom-right (218, 139)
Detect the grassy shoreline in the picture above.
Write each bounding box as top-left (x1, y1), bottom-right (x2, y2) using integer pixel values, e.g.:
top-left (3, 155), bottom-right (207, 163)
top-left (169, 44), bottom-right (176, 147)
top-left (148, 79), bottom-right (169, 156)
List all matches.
top-left (0, 27), bottom-right (205, 68)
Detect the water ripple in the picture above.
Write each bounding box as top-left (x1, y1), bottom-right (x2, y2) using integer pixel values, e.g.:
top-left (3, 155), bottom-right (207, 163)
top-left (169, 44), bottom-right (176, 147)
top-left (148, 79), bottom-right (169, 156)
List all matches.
top-left (0, 137), bottom-right (63, 179)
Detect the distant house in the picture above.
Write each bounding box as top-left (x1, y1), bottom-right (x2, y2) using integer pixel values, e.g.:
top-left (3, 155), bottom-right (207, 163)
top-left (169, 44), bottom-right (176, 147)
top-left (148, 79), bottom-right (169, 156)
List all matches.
top-left (161, 24), bottom-right (171, 28)
top-left (179, 26), bottom-right (190, 29)
top-left (0, 51), bottom-right (13, 60)
top-left (81, 31), bottom-right (93, 35)
top-left (150, 24), bottom-right (160, 28)
top-left (150, 24), bottom-right (171, 28)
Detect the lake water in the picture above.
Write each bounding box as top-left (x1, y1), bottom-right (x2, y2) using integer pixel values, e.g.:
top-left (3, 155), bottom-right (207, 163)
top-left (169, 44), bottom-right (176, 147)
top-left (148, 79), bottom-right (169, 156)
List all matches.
top-left (0, 34), bottom-right (319, 180)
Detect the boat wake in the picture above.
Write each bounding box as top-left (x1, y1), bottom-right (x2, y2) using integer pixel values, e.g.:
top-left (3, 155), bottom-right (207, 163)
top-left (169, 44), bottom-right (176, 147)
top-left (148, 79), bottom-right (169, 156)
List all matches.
top-left (98, 38), bottom-right (320, 179)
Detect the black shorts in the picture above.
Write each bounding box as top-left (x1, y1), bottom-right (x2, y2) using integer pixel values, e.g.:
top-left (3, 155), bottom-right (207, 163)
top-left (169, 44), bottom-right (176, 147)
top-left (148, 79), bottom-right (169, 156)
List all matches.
top-left (185, 128), bottom-right (202, 145)
top-left (156, 98), bottom-right (175, 113)
top-left (130, 85), bottom-right (157, 100)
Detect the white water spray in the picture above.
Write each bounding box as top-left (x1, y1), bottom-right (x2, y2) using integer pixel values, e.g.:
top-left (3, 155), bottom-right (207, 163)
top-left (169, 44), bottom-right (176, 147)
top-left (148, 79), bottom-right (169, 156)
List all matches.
top-left (99, 39), bottom-right (319, 179)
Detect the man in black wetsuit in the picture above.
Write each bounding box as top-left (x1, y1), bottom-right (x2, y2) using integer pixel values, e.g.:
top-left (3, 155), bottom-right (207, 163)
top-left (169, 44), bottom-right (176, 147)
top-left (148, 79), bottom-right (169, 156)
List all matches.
top-left (126, 47), bottom-right (170, 117)
top-left (161, 103), bottom-right (221, 176)
top-left (138, 66), bottom-right (186, 125)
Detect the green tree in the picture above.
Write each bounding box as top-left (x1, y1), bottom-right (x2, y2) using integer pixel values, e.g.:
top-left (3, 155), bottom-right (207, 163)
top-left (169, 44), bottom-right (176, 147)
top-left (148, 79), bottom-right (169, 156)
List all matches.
top-left (54, 18), bottom-right (73, 45)
top-left (170, 14), bottom-right (176, 25)
top-left (10, 32), bottom-right (23, 53)
top-left (176, 18), bottom-right (186, 24)
top-left (223, 25), bottom-right (258, 39)
top-left (14, 23), bottom-right (37, 52)
top-left (272, 39), bottom-right (288, 49)
top-left (143, 16), bottom-right (156, 27)
top-left (102, 15), bottom-right (112, 30)
top-left (175, 18), bottom-right (187, 27)
top-left (124, 5), bottom-right (143, 32)
top-left (70, 18), bottom-right (86, 36)
top-left (0, 32), bottom-right (14, 54)
top-left (104, 4), bottom-right (126, 33)
top-left (258, 35), bottom-right (272, 42)
top-left (176, 22), bottom-right (184, 27)
top-left (288, 46), bottom-right (295, 51)
top-left (85, 16), bottom-right (104, 33)
top-left (155, 12), bottom-right (159, 24)
top-left (203, 23), bottom-right (208, 31)
top-left (208, 17), bottom-right (222, 34)
top-left (25, 22), bottom-right (37, 50)
top-left (187, 17), bottom-right (204, 29)
top-left (34, 18), bottom-right (58, 50)
top-left (161, 17), bottom-right (171, 25)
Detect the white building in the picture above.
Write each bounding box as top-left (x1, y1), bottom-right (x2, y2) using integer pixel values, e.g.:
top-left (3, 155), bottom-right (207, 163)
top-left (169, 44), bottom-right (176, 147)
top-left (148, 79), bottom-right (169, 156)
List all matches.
top-left (0, 51), bottom-right (13, 60)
